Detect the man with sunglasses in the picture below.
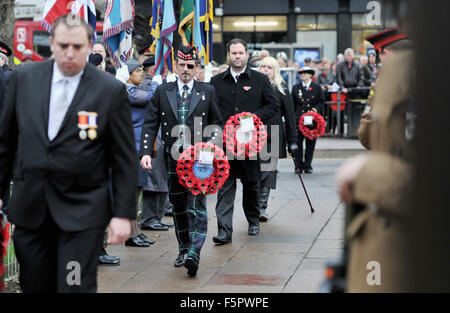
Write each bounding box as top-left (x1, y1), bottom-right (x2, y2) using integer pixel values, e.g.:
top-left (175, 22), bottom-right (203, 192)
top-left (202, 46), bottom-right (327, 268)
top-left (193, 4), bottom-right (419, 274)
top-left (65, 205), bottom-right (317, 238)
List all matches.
top-left (140, 45), bottom-right (222, 277)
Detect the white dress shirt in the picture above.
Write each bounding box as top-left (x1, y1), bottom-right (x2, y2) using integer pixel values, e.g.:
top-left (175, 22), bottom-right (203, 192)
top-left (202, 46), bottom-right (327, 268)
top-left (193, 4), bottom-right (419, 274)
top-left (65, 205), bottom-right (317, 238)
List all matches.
top-left (48, 62), bottom-right (83, 139)
top-left (230, 67), bottom-right (246, 83)
top-left (177, 78), bottom-right (194, 97)
top-left (302, 79), bottom-right (312, 90)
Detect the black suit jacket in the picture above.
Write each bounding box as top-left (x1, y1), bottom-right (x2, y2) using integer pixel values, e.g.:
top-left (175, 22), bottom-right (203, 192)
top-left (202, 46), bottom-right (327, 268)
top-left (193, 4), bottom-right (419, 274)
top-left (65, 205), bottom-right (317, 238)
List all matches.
top-left (210, 66), bottom-right (279, 181)
top-left (139, 79), bottom-right (223, 157)
top-left (0, 60), bottom-right (137, 231)
top-left (291, 81), bottom-right (326, 123)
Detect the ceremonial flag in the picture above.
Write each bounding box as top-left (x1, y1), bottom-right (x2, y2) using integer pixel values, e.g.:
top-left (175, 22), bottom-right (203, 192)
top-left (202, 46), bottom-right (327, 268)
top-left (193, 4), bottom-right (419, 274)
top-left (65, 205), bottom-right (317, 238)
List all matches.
top-left (73, 0), bottom-right (97, 41)
top-left (193, 0), bottom-right (205, 61)
top-left (199, 0), bottom-right (213, 64)
top-left (103, 0), bottom-right (135, 67)
top-left (178, 0), bottom-right (194, 46)
top-left (42, 0), bottom-right (96, 38)
top-left (153, 0), bottom-right (177, 75)
top-left (42, 0), bottom-right (72, 32)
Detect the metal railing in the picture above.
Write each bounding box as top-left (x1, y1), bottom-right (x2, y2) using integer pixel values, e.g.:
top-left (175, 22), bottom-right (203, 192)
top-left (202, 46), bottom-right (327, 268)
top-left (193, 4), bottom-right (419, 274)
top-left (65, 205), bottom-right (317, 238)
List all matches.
top-left (319, 88), bottom-right (371, 138)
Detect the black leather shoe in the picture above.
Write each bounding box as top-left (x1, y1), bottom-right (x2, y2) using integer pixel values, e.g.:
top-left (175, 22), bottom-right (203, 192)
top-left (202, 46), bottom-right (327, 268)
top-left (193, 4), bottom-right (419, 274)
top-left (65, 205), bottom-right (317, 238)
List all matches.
top-left (125, 236), bottom-right (150, 247)
top-left (137, 233), bottom-right (155, 245)
top-left (164, 207), bottom-right (174, 216)
top-left (159, 221), bottom-right (174, 228)
top-left (304, 168), bottom-right (313, 174)
top-left (185, 257), bottom-right (199, 277)
top-left (248, 225), bottom-right (260, 236)
top-left (174, 252), bottom-right (187, 267)
top-left (141, 222), bottom-right (169, 231)
top-left (212, 233), bottom-right (232, 245)
top-left (98, 254), bottom-right (120, 266)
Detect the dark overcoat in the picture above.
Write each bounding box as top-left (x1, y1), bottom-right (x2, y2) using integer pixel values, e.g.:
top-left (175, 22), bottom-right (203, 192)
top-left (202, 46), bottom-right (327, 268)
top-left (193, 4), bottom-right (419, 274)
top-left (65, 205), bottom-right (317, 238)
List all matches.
top-left (210, 66), bottom-right (279, 182)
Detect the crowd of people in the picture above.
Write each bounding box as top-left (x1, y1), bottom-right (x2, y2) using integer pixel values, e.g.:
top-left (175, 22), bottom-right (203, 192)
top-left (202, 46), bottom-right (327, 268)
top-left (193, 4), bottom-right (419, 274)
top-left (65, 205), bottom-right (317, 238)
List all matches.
top-left (0, 12), bottom-right (393, 293)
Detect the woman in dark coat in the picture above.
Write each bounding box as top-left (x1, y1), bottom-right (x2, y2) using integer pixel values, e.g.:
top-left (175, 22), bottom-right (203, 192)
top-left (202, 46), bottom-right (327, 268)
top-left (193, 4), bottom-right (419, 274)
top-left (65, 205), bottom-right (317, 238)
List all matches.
top-left (257, 57), bottom-right (298, 221)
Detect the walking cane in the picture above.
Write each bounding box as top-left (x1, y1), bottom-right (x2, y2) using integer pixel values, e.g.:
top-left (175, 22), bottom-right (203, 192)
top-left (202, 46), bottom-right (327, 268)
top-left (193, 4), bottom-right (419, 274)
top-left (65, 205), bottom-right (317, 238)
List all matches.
top-left (292, 154), bottom-right (315, 213)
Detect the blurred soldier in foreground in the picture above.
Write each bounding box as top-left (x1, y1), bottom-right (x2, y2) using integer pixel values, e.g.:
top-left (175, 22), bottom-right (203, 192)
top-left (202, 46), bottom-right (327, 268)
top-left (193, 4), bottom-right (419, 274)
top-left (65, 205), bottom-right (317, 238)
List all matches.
top-left (336, 28), bottom-right (415, 291)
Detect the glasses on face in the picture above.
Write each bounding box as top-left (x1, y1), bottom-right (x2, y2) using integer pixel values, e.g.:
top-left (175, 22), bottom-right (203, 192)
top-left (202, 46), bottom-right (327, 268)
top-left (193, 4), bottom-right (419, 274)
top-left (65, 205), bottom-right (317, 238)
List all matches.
top-left (178, 63), bottom-right (196, 70)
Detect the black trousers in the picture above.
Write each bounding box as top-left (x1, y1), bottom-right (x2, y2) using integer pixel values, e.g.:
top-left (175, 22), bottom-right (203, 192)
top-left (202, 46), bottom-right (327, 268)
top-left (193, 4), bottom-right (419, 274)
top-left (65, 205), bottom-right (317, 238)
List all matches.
top-left (295, 130), bottom-right (316, 170)
top-left (215, 175), bottom-right (260, 238)
top-left (140, 191), bottom-right (168, 226)
top-left (13, 209), bottom-right (104, 293)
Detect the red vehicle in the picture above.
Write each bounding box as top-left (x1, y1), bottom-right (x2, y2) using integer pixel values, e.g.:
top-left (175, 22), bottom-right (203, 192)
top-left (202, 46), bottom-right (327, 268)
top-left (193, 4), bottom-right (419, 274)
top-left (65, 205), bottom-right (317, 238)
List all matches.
top-left (14, 20), bottom-right (104, 63)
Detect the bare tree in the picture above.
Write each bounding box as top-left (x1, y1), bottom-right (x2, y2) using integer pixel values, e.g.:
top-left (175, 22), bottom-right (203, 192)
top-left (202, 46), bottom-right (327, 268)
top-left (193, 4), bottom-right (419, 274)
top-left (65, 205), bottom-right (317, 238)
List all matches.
top-left (0, 0), bottom-right (15, 66)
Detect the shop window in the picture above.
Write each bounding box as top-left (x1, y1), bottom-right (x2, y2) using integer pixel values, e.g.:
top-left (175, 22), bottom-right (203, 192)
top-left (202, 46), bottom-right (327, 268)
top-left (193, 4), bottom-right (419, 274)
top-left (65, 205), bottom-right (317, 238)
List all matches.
top-left (297, 14), bottom-right (316, 30)
top-left (223, 16), bottom-right (254, 32)
top-left (317, 14), bottom-right (337, 30)
top-left (255, 16), bottom-right (287, 32)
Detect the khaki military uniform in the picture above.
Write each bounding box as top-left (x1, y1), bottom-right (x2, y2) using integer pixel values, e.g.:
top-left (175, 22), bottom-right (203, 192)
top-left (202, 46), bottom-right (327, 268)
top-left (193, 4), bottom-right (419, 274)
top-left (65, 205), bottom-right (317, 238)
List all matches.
top-left (347, 50), bottom-right (416, 292)
top-left (357, 84), bottom-right (377, 149)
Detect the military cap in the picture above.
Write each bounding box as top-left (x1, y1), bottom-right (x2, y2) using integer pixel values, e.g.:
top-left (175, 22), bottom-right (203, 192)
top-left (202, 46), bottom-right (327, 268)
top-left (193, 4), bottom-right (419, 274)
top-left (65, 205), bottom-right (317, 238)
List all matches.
top-left (298, 66), bottom-right (315, 75)
top-left (177, 45), bottom-right (198, 61)
top-left (365, 28), bottom-right (408, 53)
top-left (88, 53), bottom-right (103, 67)
top-left (0, 41), bottom-right (12, 57)
top-left (143, 56), bottom-right (155, 67)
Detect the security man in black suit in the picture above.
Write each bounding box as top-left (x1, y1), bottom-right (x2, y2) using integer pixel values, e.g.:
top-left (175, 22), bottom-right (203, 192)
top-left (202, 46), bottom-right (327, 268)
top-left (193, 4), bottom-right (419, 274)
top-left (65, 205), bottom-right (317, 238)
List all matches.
top-left (291, 67), bottom-right (325, 173)
top-left (140, 46), bottom-right (222, 277)
top-left (0, 16), bottom-right (137, 292)
top-left (210, 38), bottom-right (279, 244)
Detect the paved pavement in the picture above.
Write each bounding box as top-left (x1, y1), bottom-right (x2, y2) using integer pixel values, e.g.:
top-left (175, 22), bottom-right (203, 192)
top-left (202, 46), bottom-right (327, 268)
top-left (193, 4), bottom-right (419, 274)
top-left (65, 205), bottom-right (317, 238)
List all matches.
top-left (98, 138), bottom-right (363, 293)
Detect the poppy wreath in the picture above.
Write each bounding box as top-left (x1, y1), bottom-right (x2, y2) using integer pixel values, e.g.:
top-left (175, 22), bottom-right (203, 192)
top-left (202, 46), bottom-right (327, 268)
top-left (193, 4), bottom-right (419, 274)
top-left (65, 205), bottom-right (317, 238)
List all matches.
top-left (298, 111), bottom-right (326, 140)
top-left (0, 216), bottom-right (10, 291)
top-left (176, 142), bottom-right (230, 196)
top-left (223, 112), bottom-right (268, 158)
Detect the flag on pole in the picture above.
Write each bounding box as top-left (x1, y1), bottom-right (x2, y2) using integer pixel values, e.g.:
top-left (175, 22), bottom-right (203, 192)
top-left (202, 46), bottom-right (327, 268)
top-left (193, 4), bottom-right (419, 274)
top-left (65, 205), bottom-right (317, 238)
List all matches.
top-left (153, 0), bottom-right (177, 75)
top-left (73, 0), bottom-right (97, 41)
top-left (193, 0), bottom-right (205, 62)
top-left (42, 0), bottom-right (96, 37)
top-left (178, 0), bottom-right (194, 46)
top-left (42, 0), bottom-right (73, 31)
top-left (199, 0), bottom-right (213, 65)
top-left (103, 0), bottom-right (135, 67)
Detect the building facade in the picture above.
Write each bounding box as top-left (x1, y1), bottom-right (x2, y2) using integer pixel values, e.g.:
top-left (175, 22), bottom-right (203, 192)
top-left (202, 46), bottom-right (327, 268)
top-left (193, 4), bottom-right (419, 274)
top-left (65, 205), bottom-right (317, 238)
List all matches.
top-left (211, 0), bottom-right (397, 64)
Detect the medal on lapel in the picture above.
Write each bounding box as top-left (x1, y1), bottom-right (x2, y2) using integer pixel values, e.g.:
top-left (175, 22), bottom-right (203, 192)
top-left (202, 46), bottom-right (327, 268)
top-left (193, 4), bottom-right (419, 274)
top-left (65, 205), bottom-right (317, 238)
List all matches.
top-left (298, 89), bottom-right (303, 98)
top-left (87, 112), bottom-right (98, 140)
top-left (78, 111), bottom-right (89, 140)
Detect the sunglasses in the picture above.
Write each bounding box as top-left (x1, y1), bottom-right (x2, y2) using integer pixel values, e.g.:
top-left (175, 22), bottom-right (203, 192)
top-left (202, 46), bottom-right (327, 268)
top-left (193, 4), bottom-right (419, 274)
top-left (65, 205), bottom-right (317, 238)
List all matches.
top-left (179, 63), bottom-right (196, 69)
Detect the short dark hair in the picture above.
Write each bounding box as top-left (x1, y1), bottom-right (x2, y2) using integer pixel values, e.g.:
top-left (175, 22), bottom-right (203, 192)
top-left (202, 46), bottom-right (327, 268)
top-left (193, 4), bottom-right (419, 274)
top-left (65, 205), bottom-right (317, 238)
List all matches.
top-left (226, 38), bottom-right (248, 53)
top-left (50, 14), bottom-right (94, 42)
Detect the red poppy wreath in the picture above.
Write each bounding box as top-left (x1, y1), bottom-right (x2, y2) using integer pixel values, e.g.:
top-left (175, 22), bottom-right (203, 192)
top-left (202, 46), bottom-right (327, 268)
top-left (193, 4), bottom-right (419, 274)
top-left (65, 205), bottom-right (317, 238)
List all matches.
top-left (223, 112), bottom-right (267, 158)
top-left (298, 111), bottom-right (326, 140)
top-left (176, 142), bottom-right (230, 196)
